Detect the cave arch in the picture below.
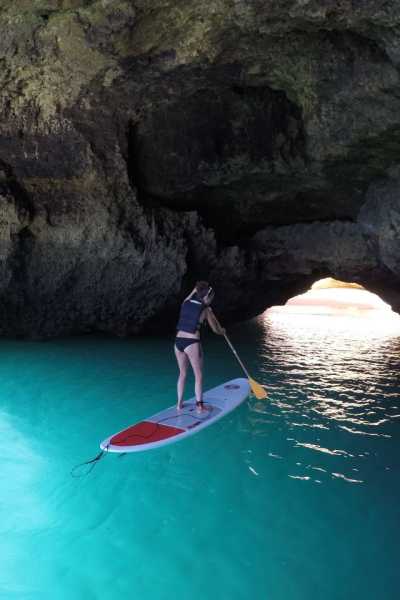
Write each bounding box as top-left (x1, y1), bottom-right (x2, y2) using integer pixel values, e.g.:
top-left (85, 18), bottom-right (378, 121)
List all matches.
top-left (264, 277), bottom-right (400, 320)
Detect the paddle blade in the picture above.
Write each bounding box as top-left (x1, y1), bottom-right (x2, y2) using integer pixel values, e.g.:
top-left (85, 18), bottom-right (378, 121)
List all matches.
top-left (249, 377), bottom-right (268, 399)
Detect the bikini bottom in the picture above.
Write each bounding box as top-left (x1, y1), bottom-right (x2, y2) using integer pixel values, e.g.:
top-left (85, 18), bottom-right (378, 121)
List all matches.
top-left (175, 337), bottom-right (200, 353)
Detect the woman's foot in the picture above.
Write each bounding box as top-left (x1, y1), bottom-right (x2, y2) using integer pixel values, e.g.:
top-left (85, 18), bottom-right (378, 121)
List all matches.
top-left (176, 402), bottom-right (184, 411)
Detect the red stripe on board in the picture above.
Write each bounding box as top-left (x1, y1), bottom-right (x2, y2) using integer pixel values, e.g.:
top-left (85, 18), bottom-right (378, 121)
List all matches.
top-left (110, 421), bottom-right (185, 447)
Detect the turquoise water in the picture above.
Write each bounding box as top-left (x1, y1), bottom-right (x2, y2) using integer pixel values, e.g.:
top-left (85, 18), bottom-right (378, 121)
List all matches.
top-left (0, 314), bottom-right (399, 599)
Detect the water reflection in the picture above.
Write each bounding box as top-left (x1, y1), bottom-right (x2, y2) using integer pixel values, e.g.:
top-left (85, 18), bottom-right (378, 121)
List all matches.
top-left (247, 312), bottom-right (400, 484)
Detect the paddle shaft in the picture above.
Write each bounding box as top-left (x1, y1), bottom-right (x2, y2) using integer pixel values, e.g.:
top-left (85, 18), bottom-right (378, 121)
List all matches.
top-left (209, 309), bottom-right (251, 379)
top-left (223, 332), bottom-right (252, 380)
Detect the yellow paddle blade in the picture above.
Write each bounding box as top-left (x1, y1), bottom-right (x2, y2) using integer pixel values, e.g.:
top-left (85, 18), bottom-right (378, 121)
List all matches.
top-left (249, 377), bottom-right (268, 400)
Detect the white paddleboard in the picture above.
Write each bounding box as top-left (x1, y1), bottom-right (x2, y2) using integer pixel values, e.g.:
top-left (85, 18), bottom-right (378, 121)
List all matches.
top-left (100, 377), bottom-right (250, 453)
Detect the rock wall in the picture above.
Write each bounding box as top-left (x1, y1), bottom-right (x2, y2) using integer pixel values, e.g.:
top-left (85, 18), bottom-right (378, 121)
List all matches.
top-left (0, 1), bottom-right (399, 336)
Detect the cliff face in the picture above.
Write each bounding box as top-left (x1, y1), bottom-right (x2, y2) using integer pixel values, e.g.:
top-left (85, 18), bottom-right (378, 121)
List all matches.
top-left (0, 0), bottom-right (400, 336)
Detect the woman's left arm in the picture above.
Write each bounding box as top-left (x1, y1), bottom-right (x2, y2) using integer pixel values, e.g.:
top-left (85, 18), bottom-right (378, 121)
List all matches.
top-left (205, 308), bottom-right (225, 335)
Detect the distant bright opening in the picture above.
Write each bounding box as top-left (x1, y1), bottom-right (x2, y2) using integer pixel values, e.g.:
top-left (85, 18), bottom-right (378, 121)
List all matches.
top-left (265, 277), bottom-right (400, 333)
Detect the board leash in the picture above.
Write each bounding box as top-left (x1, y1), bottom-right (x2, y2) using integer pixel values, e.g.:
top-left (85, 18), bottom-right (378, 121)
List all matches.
top-left (70, 446), bottom-right (108, 478)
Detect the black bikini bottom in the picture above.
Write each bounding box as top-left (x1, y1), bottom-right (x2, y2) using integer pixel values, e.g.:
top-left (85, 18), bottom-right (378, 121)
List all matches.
top-left (175, 337), bottom-right (200, 352)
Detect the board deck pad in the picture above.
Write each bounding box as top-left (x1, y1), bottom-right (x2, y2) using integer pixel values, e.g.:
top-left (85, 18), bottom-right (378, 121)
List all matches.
top-left (100, 378), bottom-right (250, 453)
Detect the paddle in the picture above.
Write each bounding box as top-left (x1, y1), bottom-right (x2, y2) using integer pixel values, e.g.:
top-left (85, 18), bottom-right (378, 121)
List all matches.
top-left (209, 309), bottom-right (268, 399)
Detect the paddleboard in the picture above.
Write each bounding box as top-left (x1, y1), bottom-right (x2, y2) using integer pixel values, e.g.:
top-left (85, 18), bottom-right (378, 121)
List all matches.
top-left (100, 377), bottom-right (250, 453)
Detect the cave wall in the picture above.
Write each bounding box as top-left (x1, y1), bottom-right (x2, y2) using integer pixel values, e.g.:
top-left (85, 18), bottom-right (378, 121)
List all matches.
top-left (0, 1), bottom-right (399, 336)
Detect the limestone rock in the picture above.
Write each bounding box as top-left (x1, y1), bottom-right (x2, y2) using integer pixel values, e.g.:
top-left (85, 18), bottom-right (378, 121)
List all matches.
top-left (0, 1), bottom-right (399, 335)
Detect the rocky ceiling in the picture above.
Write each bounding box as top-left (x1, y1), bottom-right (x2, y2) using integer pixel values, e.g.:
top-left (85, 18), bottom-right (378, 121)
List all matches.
top-left (0, 0), bottom-right (399, 336)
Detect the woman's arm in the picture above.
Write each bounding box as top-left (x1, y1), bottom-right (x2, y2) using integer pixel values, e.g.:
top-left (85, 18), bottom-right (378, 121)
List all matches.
top-left (183, 287), bottom-right (197, 302)
top-left (205, 308), bottom-right (226, 335)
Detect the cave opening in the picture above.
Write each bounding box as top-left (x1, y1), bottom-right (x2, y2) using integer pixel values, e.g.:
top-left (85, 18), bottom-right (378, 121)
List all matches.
top-left (264, 277), bottom-right (400, 334)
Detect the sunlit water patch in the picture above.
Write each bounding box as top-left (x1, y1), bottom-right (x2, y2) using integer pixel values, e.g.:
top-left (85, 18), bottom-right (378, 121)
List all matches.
top-left (256, 313), bottom-right (400, 485)
top-left (0, 318), bottom-right (399, 600)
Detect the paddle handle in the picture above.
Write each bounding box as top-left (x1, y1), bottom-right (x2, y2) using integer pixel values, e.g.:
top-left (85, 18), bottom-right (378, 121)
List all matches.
top-left (209, 309), bottom-right (251, 379)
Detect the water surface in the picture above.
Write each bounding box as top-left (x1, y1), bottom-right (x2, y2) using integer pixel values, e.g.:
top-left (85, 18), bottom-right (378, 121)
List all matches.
top-left (0, 315), bottom-right (399, 599)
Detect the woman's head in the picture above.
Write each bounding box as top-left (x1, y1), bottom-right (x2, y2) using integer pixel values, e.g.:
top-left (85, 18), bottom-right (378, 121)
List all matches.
top-left (195, 281), bottom-right (210, 299)
top-left (195, 280), bottom-right (214, 305)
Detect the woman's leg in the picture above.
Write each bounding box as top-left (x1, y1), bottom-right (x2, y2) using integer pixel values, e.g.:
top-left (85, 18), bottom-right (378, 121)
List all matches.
top-left (185, 343), bottom-right (204, 408)
top-left (175, 345), bottom-right (189, 409)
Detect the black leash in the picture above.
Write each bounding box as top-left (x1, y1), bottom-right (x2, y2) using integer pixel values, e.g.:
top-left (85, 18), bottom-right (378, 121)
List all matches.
top-left (70, 446), bottom-right (108, 478)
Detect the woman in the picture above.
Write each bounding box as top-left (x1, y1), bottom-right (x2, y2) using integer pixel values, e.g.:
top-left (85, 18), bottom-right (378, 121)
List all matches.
top-left (175, 281), bottom-right (225, 411)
